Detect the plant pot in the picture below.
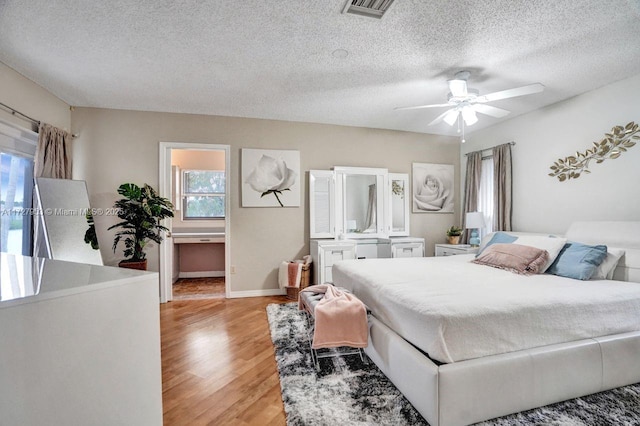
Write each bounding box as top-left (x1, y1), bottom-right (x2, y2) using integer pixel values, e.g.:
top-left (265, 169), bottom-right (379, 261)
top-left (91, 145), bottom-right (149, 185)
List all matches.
top-left (447, 235), bottom-right (461, 245)
top-left (119, 260), bottom-right (148, 271)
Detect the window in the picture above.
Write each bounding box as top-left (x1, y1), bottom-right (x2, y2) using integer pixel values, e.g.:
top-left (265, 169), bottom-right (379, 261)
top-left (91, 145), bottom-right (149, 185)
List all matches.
top-left (478, 157), bottom-right (494, 237)
top-left (182, 170), bottom-right (225, 219)
top-left (0, 120), bottom-right (36, 256)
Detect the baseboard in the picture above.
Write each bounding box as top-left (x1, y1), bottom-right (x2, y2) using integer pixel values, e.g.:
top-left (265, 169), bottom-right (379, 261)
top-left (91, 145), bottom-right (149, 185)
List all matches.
top-left (178, 270), bottom-right (225, 278)
top-left (229, 288), bottom-right (286, 298)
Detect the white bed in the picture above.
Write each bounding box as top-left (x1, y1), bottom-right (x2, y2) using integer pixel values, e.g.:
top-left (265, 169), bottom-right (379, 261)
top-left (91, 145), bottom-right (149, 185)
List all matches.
top-left (331, 221), bottom-right (640, 426)
top-left (333, 255), bottom-right (640, 364)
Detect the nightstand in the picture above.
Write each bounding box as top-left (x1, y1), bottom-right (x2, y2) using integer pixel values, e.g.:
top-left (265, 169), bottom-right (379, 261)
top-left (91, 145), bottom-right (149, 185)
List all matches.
top-left (435, 244), bottom-right (479, 257)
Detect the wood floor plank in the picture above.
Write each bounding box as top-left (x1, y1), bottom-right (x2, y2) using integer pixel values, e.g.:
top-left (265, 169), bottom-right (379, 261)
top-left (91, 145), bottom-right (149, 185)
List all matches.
top-left (161, 295), bottom-right (289, 425)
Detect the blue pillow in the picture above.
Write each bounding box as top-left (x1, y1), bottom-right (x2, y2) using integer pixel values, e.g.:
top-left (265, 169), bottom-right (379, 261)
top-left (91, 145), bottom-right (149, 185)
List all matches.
top-left (545, 242), bottom-right (608, 280)
top-left (476, 232), bottom-right (518, 257)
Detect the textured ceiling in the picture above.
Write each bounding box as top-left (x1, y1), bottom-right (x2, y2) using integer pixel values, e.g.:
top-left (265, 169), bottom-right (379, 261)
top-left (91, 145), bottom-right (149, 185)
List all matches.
top-left (1, 0), bottom-right (640, 136)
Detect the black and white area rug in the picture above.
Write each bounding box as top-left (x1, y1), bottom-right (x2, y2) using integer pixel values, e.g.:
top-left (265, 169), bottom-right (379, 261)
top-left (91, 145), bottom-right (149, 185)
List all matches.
top-left (267, 303), bottom-right (640, 426)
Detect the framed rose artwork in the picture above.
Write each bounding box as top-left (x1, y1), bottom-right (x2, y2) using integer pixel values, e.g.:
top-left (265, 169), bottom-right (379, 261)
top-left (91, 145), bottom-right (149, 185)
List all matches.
top-left (412, 163), bottom-right (454, 213)
top-left (241, 148), bottom-right (300, 207)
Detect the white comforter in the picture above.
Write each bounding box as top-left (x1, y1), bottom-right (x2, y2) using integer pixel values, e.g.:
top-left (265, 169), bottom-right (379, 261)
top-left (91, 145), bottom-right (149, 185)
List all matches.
top-left (332, 255), bottom-right (640, 363)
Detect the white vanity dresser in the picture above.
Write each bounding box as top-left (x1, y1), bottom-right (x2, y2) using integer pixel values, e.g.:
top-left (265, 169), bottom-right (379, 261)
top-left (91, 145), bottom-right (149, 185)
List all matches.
top-left (310, 167), bottom-right (424, 284)
top-left (0, 253), bottom-right (162, 426)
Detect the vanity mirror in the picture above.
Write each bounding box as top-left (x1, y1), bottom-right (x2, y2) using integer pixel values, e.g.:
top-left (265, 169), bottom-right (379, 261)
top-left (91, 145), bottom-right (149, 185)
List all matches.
top-left (34, 178), bottom-right (103, 266)
top-left (309, 166), bottom-right (420, 284)
top-left (335, 167), bottom-right (386, 238)
top-left (389, 173), bottom-right (410, 237)
top-left (310, 166), bottom-right (409, 239)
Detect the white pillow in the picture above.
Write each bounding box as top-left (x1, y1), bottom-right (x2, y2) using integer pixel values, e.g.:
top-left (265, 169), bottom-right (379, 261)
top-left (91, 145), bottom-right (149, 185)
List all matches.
top-left (590, 248), bottom-right (625, 280)
top-left (511, 235), bottom-right (568, 272)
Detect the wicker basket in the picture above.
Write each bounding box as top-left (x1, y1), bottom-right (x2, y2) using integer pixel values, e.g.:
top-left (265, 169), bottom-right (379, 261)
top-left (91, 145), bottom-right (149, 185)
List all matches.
top-left (286, 263), bottom-right (311, 301)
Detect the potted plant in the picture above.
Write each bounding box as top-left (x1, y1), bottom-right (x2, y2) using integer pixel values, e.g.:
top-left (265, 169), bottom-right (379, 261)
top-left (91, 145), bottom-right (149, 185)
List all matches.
top-left (84, 211), bottom-right (99, 250)
top-left (446, 225), bottom-right (463, 245)
top-left (109, 183), bottom-right (174, 270)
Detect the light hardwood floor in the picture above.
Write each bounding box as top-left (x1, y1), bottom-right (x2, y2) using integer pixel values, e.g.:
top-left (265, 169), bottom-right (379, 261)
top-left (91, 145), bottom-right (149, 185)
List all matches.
top-left (161, 295), bottom-right (290, 425)
top-left (172, 277), bottom-right (225, 300)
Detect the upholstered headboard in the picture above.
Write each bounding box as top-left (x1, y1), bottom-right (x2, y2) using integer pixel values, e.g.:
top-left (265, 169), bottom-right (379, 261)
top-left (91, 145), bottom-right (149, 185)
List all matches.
top-left (565, 221), bottom-right (640, 283)
top-left (478, 222), bottom-right (640, 283)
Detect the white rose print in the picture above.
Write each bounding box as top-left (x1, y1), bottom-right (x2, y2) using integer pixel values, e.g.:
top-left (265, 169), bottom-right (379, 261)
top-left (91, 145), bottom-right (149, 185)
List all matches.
top-left (413, 164), bottom-right (454, 212)
top-left (245, 155), bottom-right (297, 207)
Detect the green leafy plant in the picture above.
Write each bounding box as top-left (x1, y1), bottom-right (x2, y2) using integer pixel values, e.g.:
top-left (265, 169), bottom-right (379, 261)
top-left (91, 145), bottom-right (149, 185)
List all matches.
top-left (84, 212), bottom-right (99, 250)
top-left (108, 183), bottom-right (174, 262)
top-left (549, 121), bottom-right (638, 182)
top-left (446, 225), bottom-right (463, 237)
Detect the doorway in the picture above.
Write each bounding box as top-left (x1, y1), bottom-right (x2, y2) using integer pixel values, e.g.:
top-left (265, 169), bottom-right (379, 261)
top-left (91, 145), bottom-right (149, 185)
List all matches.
top-left (158, 142), bottom-right (230, 303)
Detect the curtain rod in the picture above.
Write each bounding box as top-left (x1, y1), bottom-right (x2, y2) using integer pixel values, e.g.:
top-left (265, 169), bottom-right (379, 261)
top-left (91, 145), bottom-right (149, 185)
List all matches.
top-left (0, 101), bottom-right (41, 126)
top-left (0, 101), bottom-right (78, 137)
top-left (464, 141), bottom-right (515, 157)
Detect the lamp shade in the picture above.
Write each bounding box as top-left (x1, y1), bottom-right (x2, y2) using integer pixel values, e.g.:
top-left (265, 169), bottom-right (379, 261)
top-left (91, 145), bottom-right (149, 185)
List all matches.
top-left (465, 212), bottom-right (485, 229)
top-left (443, 109), bottom-right (460, 126)
top-left (461, 106), bottom-right (478, 126)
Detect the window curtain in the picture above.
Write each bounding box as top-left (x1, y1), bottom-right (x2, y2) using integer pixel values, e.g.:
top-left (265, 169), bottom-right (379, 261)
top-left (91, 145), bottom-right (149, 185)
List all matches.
top-left (461, 151), bottom-right (482, 244)
top-left (32, 123), bottom-right (72, 257)
top-left (492, 143), bottom-right (512, 232)
top-left (34, 123), bottom-right (72, 179)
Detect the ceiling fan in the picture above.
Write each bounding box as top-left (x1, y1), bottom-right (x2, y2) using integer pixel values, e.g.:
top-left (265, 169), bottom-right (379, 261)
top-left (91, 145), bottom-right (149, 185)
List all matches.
top-left (395, 71), bottom-right (544, 131)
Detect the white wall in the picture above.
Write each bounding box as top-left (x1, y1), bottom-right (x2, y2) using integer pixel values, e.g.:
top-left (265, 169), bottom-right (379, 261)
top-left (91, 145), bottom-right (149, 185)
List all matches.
top-left (0, 60), bottom-right (462, 294)
top-left (0, 62), bottom-right (70, 131)
top-left (461, 73), bottom-right (640, 235)
top-left (72, 107), bottom-right (460, 293)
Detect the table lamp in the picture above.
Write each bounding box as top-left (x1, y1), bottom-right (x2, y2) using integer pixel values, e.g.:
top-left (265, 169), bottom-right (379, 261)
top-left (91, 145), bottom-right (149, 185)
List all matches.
top-left (465, 212), bottom-right (485, 247)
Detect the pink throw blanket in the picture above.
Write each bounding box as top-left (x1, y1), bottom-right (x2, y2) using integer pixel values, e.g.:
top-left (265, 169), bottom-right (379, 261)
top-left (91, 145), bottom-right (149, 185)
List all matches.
top-left (472, 243), bottom-right (549, 275)
top-left (299, 284), bottom-right (368, 349)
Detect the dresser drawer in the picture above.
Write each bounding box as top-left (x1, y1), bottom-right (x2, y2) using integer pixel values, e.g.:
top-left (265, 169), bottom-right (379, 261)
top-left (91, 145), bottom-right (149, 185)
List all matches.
top-left (173, 236), bottom-right (224, 244)
top-left (439, 248), bottom-right (462, 256)
top-left (391, 242), bottom-right (424, 258)
top-left (435, 244), bottom-right (479, 256)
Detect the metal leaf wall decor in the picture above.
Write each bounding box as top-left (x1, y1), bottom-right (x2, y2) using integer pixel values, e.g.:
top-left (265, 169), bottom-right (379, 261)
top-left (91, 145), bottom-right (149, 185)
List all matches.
top-left (549, 121), bottom-right (639, 182)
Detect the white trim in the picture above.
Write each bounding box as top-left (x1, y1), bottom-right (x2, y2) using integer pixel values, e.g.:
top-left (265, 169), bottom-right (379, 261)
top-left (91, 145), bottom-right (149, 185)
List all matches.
top-left (178, 270), bottom-right (224, 278)
top-left (229, 288), bottom-right (286, 298)
top-left (158, 142), bottom-right (231, 303)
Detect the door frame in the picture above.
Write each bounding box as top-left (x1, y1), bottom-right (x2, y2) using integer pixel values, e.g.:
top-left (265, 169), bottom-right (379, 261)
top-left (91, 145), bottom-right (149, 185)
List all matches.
top-left (158, 142), bottom-right (231, 303)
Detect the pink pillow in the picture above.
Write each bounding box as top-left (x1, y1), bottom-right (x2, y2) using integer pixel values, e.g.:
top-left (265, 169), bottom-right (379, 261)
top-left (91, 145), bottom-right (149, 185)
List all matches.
top-left (472, 243), bottom-right (549, 275)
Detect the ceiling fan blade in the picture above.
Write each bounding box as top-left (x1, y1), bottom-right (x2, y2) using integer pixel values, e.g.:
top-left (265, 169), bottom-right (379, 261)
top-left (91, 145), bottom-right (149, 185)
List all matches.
top-left (472, 104), bottom-right (511, 118)
top-left (394, 103), bottom-right (452, 111)
top-left (428, 109), bottom-right (457, 126)
top-left (475, 83), bottom-right (544, 103)
top-left (448, 79), bottom-right (467, 97)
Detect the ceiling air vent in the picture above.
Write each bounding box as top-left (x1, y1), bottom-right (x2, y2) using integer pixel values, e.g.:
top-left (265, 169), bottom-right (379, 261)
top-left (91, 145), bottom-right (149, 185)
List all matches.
top-left (343, 0), bottom-right (396, 19)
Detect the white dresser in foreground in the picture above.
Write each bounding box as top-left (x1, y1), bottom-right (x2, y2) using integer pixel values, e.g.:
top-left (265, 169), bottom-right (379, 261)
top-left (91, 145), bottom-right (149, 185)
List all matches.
top-left (435, 244), bottom-right (479, 256)
top-left (0, 254), bottom-right (163, 426)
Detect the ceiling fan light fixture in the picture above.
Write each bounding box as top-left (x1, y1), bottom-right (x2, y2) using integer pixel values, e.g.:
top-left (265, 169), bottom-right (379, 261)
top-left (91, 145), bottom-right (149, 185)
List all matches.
top-left (443, 109), bottom-right (460, 126)
top-left (395, 71), bottom-right (544, 130)
top-left (447, 79), bottom-right (467, 97)
top-left (461, 107), bottom-right (478, 126)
